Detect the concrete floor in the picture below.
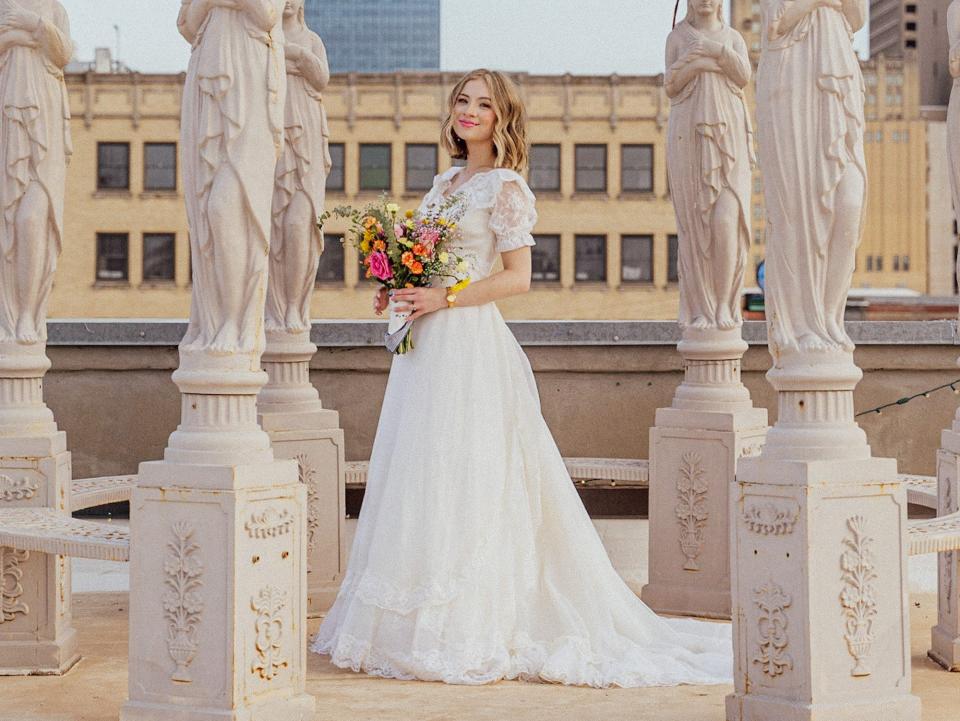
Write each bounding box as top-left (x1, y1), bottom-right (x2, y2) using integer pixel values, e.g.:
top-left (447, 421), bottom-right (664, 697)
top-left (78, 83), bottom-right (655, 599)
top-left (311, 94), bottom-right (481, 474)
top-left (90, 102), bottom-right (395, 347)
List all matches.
top-left (0, 591), bottom-right (956, 721)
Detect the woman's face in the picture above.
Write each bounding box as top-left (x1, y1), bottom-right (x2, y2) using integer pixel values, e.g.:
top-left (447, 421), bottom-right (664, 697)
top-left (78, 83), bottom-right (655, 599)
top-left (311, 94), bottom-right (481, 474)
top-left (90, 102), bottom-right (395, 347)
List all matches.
top-left (690, 0), bottom-right (721, 20)
top-left (284, 0), bottom-right (304, 19)
top-left (452, 77), bottom-right (497, 147)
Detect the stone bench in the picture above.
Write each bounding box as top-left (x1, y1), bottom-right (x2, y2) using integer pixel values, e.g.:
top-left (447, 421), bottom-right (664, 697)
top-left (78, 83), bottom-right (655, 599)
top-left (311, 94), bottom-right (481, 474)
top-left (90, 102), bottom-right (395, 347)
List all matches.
top-left (900, 474), bottom-right (939, 510)
top-left (71, 475), bottom-right (136, 512)
top-left (0, 508), bottom-right (128, 561)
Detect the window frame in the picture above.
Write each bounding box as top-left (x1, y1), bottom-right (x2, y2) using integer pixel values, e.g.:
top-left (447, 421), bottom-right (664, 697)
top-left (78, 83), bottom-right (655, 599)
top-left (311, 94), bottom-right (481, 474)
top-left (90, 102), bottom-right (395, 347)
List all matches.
top-left (620, 144), bottom-right (654, 193)
top-left (97, 142), bottom-right (131, 191)
top-left (141, 232), bottom-right (176, 283)
top-left (143, 142), bottom-right (177, 192)
top-left (530, 234), bottom-right (561, 283)
top-left (95, 232), bottom-right (130, 283)
top-left (404, 143), bottom-right (438, 192)
top-left (667, 234), bottom-right (680, 283)
top-left (316, 233), bottom-right (346, 285)
top-left (359, 143), bottom-right (392, 192)
top-left (528, 144), bottom-right (562, 193)
top-left (620, 234), bottom-right (655, 284)
top-left (574, 144), bottom-right (607, 193)
top-left (574, 234), bottom-right (607, 283)
top-left (326, 143), bottom-right (346, 191)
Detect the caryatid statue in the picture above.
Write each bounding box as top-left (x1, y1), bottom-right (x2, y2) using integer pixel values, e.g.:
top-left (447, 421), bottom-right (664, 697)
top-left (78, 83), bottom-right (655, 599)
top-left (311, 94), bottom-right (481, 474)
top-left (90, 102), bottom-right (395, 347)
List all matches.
top-left (757, 0), bottom-right (867, 360)
top-left (948, 1), bottom-right (960, 253)
top-left (177, 0), bottom-right (286, 357)
top-left (266, 0), bottom-right (331, 334)
top-left (0, 0), bottom-right (72, 345)
top-left (665, 0), bottom-right (752, 334)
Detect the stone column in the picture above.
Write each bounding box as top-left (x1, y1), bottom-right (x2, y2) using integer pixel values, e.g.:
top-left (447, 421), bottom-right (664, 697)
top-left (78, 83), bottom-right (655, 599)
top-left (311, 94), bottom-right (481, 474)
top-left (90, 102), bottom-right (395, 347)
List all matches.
top-left (643, 8), bottom-right (766, 619)
top-left (642, 332), bottom-right (767, 618)
top-left (728, 1), bottom-right (920, 718)
top-left (931, 443), bottom-right (960, 670)
top-left (0, 0), bottom-right (77, 675)
top-left (121, 3), bottom-right (314, 719)
top-left (259, 2), bottom-right (345, 617)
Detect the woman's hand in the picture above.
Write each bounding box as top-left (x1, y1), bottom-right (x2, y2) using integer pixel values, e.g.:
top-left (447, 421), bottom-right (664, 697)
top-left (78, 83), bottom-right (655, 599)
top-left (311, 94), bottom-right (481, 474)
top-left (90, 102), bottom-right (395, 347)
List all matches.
top-left (0, 5), bottom-right (40, 33)
top-left (373, 286), bottom-right (389, 316)
top-left (390, 287), bottom-right (448, 323)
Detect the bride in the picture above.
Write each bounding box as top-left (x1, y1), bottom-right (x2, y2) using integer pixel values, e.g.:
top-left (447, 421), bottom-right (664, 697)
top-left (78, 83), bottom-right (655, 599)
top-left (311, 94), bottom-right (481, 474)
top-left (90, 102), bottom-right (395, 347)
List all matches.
top-left (311, 68), bottom-right (732, 688)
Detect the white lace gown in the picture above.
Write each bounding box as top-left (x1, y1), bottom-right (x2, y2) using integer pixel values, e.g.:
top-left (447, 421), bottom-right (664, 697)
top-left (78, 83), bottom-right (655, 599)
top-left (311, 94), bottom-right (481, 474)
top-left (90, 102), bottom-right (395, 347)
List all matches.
top-left (310, 168), bottom-right (733, 687)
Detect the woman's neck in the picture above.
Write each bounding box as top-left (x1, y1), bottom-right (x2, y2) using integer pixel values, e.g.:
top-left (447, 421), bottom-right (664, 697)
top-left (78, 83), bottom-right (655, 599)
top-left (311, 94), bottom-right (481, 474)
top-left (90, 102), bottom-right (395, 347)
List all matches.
top-left (689, 13), bottom-right (722, 33)
top-left (283, 16), bottom-right (302, 35)
top-left (464, 142), bottom-right (496, 172)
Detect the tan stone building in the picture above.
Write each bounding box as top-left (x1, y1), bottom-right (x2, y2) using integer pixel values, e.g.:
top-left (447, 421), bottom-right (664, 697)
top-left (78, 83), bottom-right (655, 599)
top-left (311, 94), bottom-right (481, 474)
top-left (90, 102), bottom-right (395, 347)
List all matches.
top-left (53, 53), bottom-right (949, 322)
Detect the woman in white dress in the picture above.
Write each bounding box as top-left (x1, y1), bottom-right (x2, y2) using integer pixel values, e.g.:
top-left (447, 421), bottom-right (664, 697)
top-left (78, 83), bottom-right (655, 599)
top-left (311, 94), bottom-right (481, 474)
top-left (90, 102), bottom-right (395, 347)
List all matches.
top-left (311, 69), bottom-right (732, 688)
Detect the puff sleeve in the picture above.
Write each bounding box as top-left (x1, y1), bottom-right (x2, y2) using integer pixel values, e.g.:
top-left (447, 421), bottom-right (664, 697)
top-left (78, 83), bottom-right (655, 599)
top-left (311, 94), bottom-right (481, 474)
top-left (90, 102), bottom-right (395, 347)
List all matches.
top-left (489, 177), bottom-right (538, 253)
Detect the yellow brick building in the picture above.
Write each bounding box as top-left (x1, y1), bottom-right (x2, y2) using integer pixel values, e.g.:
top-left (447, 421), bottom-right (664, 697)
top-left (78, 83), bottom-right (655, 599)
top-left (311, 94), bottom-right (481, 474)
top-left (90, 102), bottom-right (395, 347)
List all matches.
top-left (52, 57), bottom-right (941, 323)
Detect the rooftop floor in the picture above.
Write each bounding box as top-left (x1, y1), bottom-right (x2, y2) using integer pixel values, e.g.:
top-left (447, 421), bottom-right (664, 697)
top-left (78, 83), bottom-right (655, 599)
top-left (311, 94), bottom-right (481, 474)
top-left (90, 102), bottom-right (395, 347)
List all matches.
top-left (3, 591), bottom-right (956, 721)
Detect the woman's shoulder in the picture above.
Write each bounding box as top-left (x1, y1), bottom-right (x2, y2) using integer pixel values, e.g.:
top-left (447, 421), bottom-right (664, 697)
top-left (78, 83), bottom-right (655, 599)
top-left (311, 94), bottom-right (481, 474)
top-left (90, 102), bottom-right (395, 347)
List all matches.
top-left (485, 168), bottom-right (535, 200)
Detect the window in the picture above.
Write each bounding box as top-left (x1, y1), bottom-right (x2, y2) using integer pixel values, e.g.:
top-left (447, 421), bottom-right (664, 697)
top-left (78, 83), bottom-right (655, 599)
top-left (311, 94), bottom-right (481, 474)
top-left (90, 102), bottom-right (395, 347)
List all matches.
top-left (893, 255), bottom-right (901, 272)
top-left (97, 143), bottom-right (130, 190)
top-left (529, 144), bottom-right (561, 192)
top-left (96, 233), bottom-right (129, 281)
top-left (316, 234), bottom-right (345, 283)
top-left (575, 145), bottom-right (607, 193)
top-left (866, 255), bottom-right (874, 272)
top-left (621, 235), bottom-right (654, 283)
top-left (327, 143), bottom-right (345, 191)
top-left (876, 256), bottom-right (884, 272)
top-left (575, 235), bottom-right (606, 282)
top-left (903, 255), bottom-right (911, 271)
top-left (667, 234), bottom-right (679, 282)
top-left (359, 144), bottom-right (391, 191)
top-left (621, 145), bottom-right (654, 192)
top-left (143, 143), bottom-right (176, 191)
top-left (531, 234), bottom-right (560, 282)
top-left (405, 144), bottom-right (437, 192)
top-left (906, 39), bottom-right (916, 48)
top-left (142, 233), bottom-right (175, 281)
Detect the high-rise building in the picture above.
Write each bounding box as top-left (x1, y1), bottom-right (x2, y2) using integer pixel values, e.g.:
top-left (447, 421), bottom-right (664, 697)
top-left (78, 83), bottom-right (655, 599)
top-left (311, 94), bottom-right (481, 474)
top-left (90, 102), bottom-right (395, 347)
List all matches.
top-left (303, 0), bottom-right (441, 74)
top-left (870, 0), bottom-right (951, 107)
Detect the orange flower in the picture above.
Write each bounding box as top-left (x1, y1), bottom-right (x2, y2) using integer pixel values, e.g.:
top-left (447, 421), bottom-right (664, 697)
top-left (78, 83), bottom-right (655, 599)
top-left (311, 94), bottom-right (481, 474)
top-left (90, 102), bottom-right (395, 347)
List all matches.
top-left (373, 240), bottom-right (386, 251)
top-left (404, 282), bottom-right (414, 288)
top-left (364, 268), bottom-right (373, 278)
top-left (410, 261), bottom-right (424, 274)
top-left (412, 243), bottom-right (427, 256)
top-left (362, 255), bottom-right (371, 266)
top-left (401, 251), bottom-right (415, 268)
top-left (362, 216), bottom-right (377, 229)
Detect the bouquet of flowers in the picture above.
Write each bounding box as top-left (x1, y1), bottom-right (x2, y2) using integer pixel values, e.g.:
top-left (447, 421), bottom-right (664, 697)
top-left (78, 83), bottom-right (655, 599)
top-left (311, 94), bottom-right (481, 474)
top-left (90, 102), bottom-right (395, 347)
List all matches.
top-left (320, 195), bottom-right (470, 354)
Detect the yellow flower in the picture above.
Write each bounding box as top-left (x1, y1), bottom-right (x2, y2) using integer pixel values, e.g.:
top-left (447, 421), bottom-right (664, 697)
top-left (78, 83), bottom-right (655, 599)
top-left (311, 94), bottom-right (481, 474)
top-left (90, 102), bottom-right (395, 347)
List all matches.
top-left (451, 277), bottom-right (471, 293)
top-left (359, 239), bottom-right (371, 254)
top-left (456, 260), bottom-right (468, 273)
top-left (405, 209), bottom-right (415, 219)
top-left (438, 251), bottom-right (449, 264)
top-left (437, 217), bottom-right (447, 226)
top-left (386, 203), bottom-right (400, 216)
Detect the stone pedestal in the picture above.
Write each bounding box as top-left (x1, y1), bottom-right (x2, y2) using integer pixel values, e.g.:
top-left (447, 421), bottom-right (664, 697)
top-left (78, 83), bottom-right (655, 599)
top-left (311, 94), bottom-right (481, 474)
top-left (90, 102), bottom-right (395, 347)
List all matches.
top-left (0, 346), bottom-right (78, 676)
top-left (259, 331), bottom-right (346, 617)
top-left (727, 355), bottom-right (920, 721)
top-left (643, 331), bottom-right (767, 619)
top-left (930, 432), bottom-right (960, 671)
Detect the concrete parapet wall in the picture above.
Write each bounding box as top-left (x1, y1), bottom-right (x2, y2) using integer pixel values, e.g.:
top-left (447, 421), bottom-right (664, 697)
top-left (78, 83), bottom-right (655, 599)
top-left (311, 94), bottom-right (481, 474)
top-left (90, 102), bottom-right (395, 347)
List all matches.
top-left (44, 320), bottom-right (960, 479)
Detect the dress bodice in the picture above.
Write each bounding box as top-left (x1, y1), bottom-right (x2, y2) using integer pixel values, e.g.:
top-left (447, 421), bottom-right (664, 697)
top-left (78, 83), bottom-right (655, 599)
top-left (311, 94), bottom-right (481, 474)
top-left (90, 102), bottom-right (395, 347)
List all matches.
top-left (418, 167), bottom-right (537, 284)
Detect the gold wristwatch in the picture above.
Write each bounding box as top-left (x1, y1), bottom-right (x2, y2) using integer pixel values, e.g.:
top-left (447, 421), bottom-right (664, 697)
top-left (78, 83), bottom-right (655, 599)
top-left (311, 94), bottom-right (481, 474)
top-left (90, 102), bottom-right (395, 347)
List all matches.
top-left (445, 289), bottom-right (458, 308)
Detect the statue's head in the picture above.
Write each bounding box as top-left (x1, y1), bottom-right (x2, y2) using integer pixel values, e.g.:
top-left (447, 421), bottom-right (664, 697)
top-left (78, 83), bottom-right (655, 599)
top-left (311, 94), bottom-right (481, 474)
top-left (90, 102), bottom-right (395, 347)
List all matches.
top-left (283, 0), bottom-right (306, 23)
top-left (686, 0), bottom-right (723, 23)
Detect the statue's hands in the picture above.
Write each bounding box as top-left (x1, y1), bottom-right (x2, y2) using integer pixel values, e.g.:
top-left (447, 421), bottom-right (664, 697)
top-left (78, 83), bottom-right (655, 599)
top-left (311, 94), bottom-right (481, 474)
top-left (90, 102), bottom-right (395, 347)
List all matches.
top-left (814, 0), bottom-right (843, 10)
top-left (210, 0), bottom-right (241, 8)
top-left (285, 41), bottom-right (304, 60)
top-left (689, 37), bottom-right (725, 59)
top-left (0, 5), bottom-right (40, 33)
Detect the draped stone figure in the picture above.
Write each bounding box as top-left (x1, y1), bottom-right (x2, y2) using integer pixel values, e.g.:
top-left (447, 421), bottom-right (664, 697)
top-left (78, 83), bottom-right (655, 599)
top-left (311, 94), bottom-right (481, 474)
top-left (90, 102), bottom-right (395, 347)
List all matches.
top-left (757, 0), bottom-right (866, 358)
top-left (177, 0), bottom-right (286, 356)
top-left (665, 0), bottom-right (752, 332)
top-left (265, 0), bottom-right (331, 333)
top-left (948, 1), bottom-right (960, 262)
top-left (0, 0), bottom-right (72, 344)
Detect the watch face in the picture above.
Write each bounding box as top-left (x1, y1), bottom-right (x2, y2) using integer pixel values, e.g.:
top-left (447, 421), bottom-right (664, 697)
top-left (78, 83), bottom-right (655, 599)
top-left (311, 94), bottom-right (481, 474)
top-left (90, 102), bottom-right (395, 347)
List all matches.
top-left (446, 294), bottom-right (456, 302)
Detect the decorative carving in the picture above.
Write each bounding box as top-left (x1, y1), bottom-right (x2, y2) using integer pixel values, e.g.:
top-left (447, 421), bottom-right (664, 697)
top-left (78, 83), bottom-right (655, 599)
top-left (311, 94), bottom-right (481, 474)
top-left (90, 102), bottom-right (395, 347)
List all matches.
top-left (752, 580), bottom-right (794, 678)
top-left (675, 452), bottom-right (708, 571)
top-left (0, 547), bottom-right (29, 623)
top-left (251, 586), bottom-right (289, 681)
top-left (0, 474), bottom-right (40, 501)
top-left (297, 454), bottom-right (320, 552)
top-left (840, 515), bottom-right (878, 677)
top-left (742, 502), bottom-right (798, 536)
top-left (163, 521), bottom-right (204, 683)
top-left (245, 507), bottom-right (294, 539)
top-left (945, 551), bottom-right (954, 611)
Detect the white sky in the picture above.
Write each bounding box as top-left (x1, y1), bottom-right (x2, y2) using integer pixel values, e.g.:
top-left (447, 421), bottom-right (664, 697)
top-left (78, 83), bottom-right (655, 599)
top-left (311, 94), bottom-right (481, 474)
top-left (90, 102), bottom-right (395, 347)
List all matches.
top-left (60, 0), bottom-right (868, 76)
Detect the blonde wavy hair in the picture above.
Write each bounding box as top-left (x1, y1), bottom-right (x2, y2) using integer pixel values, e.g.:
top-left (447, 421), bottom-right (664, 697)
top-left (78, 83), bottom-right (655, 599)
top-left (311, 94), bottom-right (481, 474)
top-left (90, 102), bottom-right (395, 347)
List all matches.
top-left (440, 69), bottom-right (529, 173)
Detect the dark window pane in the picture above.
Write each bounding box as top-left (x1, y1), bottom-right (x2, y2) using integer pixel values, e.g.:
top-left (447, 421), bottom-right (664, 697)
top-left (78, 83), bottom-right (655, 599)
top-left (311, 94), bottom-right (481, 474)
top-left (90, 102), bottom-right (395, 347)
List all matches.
top-left (529, 144), bottom-right (561, 192)
top-left (360, 144), bottom-right (391, 191)
top-left (316, 234), bottom-right (345, 283)
top-left (405, 144), bottom-right (437, 191)
top-left (143, 233), bottom-right (175, 281)
top-left (621, 235), bottom-right (653, 282)
top-left (531, 234), bottom-right (560, 282)
top-left (622, 144), bottom-right (653, 192)
top-left (575, 145), bottom-right (606, 192)
top-left (575, 235), bottom-right (606, 282)
top-left (98, 143), bottom-right (130, 190)
top-left (144, 143), bottom-right (176, 190)
top-left (327, 143), bottom-right (345, 191)
top-left (96, 233), bottom-right (129, 281)
top-left (668, 234), bottom-right (679, 282)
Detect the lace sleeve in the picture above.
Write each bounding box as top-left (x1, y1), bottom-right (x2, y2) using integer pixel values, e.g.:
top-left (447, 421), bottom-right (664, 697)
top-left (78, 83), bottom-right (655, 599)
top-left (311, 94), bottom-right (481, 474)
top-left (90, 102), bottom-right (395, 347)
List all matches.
top-left (489, 178), bottom-right (538, 253)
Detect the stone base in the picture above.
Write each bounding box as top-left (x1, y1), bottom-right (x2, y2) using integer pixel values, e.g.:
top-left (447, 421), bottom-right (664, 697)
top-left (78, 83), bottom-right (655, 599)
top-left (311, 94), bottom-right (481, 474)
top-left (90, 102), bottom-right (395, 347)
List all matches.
top-left (260, 407), bottom-right (346, 618)
top-left (930, 444), bottom-right (960, 671)
top-left (0, 433), bottom-right (76, 676)
top-left (725, 691), bottom-right (922, 721)
top-left (122, 458), bottom-right (315, 721)
top-left (642, 406), bottom-right (767, 619)
top-left (929, 624), bottom-right (960, 671)
top-left (729, 455), bottom-right (919, 721)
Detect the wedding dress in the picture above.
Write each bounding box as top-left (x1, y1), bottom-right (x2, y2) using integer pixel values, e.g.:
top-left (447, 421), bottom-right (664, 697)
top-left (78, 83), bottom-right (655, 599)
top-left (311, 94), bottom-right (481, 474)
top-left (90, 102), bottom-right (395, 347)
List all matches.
top-left (310, 167), bottom-right (732, 687)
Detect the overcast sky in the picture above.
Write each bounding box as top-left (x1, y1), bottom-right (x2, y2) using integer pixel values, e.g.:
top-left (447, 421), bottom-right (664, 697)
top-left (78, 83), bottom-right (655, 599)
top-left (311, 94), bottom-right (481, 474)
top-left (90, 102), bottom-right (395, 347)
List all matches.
top-left (60, 1), bottom-right (868, 76)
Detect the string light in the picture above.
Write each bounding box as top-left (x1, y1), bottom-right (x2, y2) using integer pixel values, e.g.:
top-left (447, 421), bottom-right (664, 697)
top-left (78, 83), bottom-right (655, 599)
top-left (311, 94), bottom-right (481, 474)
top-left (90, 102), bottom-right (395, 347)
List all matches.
top-left (855, 379), bottom-right (960, 418)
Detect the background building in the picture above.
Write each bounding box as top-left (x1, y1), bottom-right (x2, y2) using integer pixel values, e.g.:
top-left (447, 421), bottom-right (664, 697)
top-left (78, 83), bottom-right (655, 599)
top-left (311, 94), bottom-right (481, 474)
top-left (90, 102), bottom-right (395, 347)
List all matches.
top-left (303, 0), bottom-right (441, 74)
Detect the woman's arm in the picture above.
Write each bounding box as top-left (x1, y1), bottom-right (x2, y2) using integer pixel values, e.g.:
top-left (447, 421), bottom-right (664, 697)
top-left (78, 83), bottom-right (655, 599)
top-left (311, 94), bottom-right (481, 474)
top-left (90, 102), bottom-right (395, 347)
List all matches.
top-left (716, 32), bottom-right (752, 89)
top-left (392, 249), bottom-right (532, 322)
top-left (178, 0), bottom-right (209, 43)
top-left (0, 28), bottom-right (38, 55)
top-left (36, 5), bottom-right (73, 69)
top-left (291, 34), bottom-right (330, 92)
top-left (840, 0), bottom-right (867, 33)
top-left (768, 0), bottom-right (840, 41)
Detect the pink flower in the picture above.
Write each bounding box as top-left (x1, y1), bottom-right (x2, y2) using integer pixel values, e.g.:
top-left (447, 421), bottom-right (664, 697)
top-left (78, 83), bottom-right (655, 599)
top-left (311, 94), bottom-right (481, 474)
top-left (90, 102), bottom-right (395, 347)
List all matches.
top-left (418, 228), bottom-right (440, 247)
top-left (394, 223), bottom-right (406, 238)
top-left (368, 251), bottom-right (393, 281)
